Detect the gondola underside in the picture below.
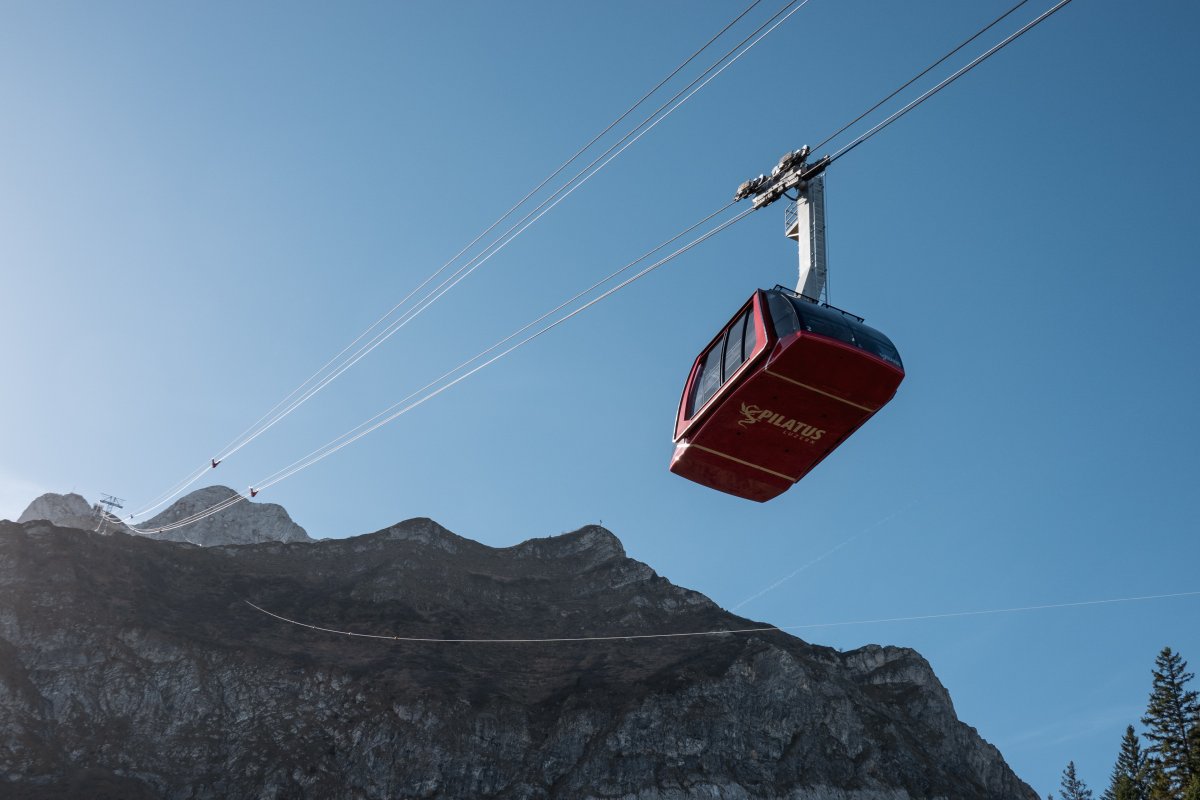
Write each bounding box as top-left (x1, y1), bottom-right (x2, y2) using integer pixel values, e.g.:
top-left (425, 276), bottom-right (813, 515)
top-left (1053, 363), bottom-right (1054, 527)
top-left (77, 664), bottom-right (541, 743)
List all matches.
top-left (670, 332), bottom-right (903, 502)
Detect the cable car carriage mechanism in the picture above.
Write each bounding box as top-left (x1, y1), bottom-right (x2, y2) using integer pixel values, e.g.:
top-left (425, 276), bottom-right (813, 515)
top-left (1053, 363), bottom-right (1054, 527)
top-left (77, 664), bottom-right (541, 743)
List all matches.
top-left (669, 147), bottom-right (905, 502)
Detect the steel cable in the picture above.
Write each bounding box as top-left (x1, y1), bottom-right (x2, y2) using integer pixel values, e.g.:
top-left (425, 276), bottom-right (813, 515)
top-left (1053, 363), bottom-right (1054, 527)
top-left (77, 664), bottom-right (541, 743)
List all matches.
top-left (828, 0), bottom-right (1076, 164)
top-left (117, 203), bottom-right (752, 533)
top-left (127, 0), bottom-right (1074, 529)
top-left (812, 0), bottom-right (1033, 152)
top-left (131, 0), bottom-right (807, 519)
top-left (243, 591), bottom-right (1200, 645)
top-left (253, 206), bottom-right (754, 492)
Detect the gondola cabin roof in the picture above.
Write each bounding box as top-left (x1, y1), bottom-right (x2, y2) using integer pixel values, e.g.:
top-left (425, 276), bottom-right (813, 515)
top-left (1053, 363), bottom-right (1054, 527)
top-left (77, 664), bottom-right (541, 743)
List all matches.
top-left (669, 287), bottom-right (904, 502)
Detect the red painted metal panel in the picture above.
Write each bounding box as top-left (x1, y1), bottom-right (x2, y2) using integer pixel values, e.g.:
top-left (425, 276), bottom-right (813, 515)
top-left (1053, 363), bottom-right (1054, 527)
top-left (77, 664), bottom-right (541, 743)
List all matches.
top-left (670, 292), bottom-right (903, 502)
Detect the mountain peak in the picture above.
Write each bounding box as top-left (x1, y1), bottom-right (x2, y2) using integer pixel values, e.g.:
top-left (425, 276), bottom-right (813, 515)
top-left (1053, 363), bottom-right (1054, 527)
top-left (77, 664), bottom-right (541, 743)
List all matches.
top-left (17, 491), bottom-right (96, 530)
top-left (508, 524), bottom-right (626, 566)
top-left (376, 517), bottom-right (468, 553)
top-left (137, 485), bottom-right (310, 546)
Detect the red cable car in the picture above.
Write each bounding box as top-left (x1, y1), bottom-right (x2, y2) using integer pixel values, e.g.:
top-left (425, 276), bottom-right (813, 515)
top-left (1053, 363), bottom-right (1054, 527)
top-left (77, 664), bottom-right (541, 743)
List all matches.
top-left (669, 286), bottom-right (903, 502)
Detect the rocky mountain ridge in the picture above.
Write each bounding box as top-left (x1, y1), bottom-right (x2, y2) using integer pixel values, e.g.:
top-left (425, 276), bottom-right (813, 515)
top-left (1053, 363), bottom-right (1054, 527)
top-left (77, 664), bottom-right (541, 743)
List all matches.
top-left (15, 486), bottom-right (310, 545)
top-left (16, 492), bottom-right (94, 531)
top-left (0, 514), bottom-right (1038, 799)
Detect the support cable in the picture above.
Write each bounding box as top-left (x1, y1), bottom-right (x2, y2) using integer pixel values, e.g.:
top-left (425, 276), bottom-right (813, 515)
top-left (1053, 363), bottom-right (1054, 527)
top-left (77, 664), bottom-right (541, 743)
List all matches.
top-left (130, 0), bottom-right (807, 519)
top-left (103, 493), bottom-right (247, 535)
top-left (243, 591), bottom-right (1200, 645)
top-left (203, 0), bottom-right (771, 466)
top-left (209, 0), bottom-right (812, 466)
top-left (128, 0), bottom-right (1072, 529)
top-left (114, 203), bottom-right (752, 533)
top-left (812, 0), bottom-right (1032, 151)
top-left (216, 0), bottom-right (814, 482)
top-left (828, 0), bottom-right (1075, 164)
top-left (253, 206), bottom-right (752, 493)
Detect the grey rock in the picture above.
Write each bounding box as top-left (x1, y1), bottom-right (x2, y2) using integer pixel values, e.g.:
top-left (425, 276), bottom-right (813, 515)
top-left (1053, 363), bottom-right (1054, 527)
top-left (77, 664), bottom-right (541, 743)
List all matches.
top-left (0, 516), bottom-right (1038, 800)
top-left (17, 492), bottom-right (95, 531)
top-left (137, 485), bottom-right (310, 545)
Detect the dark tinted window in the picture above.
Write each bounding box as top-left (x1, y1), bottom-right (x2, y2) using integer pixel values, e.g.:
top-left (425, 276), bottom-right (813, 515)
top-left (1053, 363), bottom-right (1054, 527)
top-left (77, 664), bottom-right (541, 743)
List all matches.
top-left (766, 291), bottom-right (800, 339)
top-left (723, 311), bottom-right (748, 382)
top-left (688, 340), bottom-right (723, 417)
top-left (687, 302), bottom-right (764, 419)
top-left (768, 289), bottom-right (903, 370)
top-left (853, 328), bottom-right (903, 368)
top-left (797, 303), bottom-right (855, 346)
top-left (743, 308), bottom-right (758, 358)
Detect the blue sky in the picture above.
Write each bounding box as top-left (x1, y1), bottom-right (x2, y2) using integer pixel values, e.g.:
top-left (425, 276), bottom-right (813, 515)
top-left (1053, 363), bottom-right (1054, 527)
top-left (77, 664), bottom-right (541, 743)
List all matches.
top-left (2, 1), bottom-right (1198, 793)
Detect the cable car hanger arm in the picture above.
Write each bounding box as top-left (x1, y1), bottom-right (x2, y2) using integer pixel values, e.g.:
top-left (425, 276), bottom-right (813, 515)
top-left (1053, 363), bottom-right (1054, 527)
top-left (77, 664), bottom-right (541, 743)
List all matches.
top-left (733, 145), bottom-right (830, 210)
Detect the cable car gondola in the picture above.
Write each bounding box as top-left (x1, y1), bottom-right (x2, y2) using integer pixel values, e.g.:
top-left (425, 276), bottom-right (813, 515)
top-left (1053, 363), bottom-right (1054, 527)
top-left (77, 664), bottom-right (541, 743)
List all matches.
top-left (669, 287), bottom-right (903, 501)
top-left (669, 148), bottom-right (903, 502)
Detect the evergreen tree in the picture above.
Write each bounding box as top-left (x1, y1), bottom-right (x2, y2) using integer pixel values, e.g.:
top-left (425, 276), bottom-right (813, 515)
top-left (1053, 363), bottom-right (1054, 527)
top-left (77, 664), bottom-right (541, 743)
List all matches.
top-left (1147, 767), bottom-right (1173, 800)
top-left (1142, 647), bottom-right (1199, 795)
top-left (1110, 776), bottom-right (1143, 800)
top-left (1191, 723), bottom-right (1200, 780)
top-left (1104, 725), bottom-right (1148, 800)
top-left (1061, 761), bottom-right (1095, 800)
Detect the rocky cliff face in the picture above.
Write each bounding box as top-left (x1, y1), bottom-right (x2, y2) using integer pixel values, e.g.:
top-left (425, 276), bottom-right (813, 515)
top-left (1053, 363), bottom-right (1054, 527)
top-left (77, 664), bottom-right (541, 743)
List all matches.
top-left (16, 492), bottom-right (95, 531)
top-left (0, 517), bottom-right (1038, 800)
top-left (137, 485), bottom-right (311, 545)
top-left (16, 487), bottom-right (310, 545)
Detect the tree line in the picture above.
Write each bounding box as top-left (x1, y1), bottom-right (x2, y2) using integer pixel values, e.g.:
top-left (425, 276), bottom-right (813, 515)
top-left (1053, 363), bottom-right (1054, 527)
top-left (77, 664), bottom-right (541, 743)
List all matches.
top-left (1052, 647), bottom-right (1200, 800)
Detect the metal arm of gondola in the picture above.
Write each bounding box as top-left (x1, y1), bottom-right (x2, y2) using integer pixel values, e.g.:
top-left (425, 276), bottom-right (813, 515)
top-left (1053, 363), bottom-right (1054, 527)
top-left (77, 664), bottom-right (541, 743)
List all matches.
top-left (733, 146), bottom-right (830, 210)
top-left (734, 146), bottom-right (832, 303)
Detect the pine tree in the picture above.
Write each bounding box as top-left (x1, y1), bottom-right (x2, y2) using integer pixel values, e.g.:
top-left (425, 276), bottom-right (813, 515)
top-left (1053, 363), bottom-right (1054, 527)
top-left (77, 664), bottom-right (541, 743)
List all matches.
top-left (1104, 725), bottom-right (1148, 800)
top-left (1061, 761), bottom-right (1095, 800)
top-left (1141, 647), bottom-right (1199, 795)
top-left (1147, 767), bottom-right (1173, 800)
top-left (1191, 723), bottom-right (1200, 781)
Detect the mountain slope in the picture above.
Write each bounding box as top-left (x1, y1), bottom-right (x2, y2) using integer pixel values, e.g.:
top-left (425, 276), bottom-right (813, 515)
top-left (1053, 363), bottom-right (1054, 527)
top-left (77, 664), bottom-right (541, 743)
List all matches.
top-left (16, 492), bottom-right (95, 531)
top-left (0, 517), bottom-right (1037, 800)
top-left (14, 486), bottom-right (310, 545)
top-left (138, 485), bottom-right (310, 545)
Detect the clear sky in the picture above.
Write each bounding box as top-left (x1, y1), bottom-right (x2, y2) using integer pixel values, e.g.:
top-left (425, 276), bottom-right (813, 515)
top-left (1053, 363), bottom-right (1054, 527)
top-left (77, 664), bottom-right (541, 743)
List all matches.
top-left (2, 1), bottom-right (1197, 794)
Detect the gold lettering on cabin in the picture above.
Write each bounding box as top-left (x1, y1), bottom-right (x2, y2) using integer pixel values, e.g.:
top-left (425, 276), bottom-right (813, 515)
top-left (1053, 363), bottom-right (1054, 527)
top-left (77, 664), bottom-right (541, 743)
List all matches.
top-left (738, 403), bottom-right (825, 443)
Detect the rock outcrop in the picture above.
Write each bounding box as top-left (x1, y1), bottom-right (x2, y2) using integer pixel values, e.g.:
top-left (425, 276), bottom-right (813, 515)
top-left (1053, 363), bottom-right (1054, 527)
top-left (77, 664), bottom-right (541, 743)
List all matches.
top-left (17, 492), bottom-right (95, 531)
top-left (138, 485), bottom-right (310, 545)
top-left (16, 487), bottom-right (310, 546)
top-left (0, 516), bottom-right (1038, 800)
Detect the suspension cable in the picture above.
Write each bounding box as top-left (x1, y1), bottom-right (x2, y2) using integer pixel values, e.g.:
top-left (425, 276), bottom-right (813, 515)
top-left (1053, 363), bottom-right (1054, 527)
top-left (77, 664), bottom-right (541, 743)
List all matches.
top-left (131, 0), bottom-right (808, 520)
top-left (828, 0), bottom-right (1076, 164)
top-left (211, 0), bottom-right (813, 461)
top-left (813, 0), bottom-right (1032, 152)
top-left (175, 0), bottom-right (802, 494)
top-left (253, 206), bottom-right (753, 492)
top-left (211, 0), bottom-right (773, 459)
top-left (109, 493), bottom-right (247, 535)
top-left (244, 591), bottom-right (1200, 645)
top-left (115, 203), bottom-right (752, 533)
top-left (135, 464), bottom-right (213, 518)
top-left (128, 0), bottom-right (1074, 530)
top-left (238, 0), bottom-right (1083, 513)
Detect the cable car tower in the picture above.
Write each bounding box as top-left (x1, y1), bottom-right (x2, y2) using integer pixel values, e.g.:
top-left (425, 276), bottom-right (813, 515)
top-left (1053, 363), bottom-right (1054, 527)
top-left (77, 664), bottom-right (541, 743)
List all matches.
top-left (733, 145), bottom-right (830, 302)
top-left (92, 493), bottom-right (124, 534)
